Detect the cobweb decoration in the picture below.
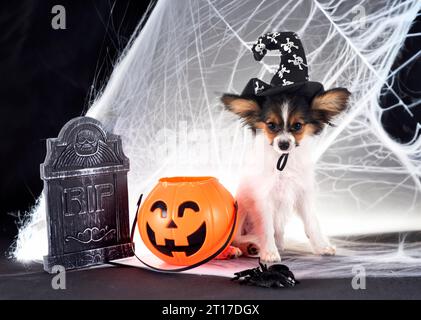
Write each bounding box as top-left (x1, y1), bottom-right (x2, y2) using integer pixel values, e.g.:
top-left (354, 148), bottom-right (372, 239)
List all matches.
top-left (14, 0), bottom-right (421, 278)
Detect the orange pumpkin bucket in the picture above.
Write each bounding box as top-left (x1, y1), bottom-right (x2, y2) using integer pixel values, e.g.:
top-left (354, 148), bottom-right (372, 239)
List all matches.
top-left (137, 176), bottom-right (237, 266)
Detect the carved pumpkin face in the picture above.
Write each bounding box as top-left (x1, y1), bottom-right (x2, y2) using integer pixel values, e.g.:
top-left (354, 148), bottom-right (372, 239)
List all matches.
top-left (138, 176), bottom-right (237, 266)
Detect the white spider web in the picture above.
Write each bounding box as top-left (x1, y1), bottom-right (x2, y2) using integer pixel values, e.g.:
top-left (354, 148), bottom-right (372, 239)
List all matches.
top-left (14, 0), bottom-right (421, 278)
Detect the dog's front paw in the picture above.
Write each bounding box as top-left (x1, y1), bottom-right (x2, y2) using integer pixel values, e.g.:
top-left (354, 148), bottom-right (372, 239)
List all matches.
top-left (260, 248), bottom-right (281, 262)
top-left (215, 245), bottom-right (242, 260)
top-left (313, 245), bottom-right (336, 256)
top-left (237, 242), bottom-right (260, 257)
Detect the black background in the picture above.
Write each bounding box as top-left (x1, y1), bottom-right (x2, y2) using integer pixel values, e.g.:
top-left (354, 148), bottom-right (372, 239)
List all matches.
top-left (0, 1), bottom-right (419, 240)
top-left (0, 1), bottom-right (153, 237)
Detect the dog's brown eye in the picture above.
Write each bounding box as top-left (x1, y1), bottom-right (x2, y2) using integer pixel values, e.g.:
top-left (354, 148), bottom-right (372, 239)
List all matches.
top-left (267, 122), bottom-right (277, 132)
top-left (291, 122), bottom-right (302, 132)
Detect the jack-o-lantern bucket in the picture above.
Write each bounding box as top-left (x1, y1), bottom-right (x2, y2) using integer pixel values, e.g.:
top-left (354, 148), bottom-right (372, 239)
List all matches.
top-left (137, 176), bottom-right (237, 266)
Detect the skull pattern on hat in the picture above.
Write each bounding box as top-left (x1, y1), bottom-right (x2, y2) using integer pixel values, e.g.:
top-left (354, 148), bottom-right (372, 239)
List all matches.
top-left (243, 31), bottom-right (323, 98)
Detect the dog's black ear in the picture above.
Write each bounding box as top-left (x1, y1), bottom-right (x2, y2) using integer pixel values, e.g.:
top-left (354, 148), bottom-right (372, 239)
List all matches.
top-left (311, 88), bottom-right (350, 126)
top-left (221, 94), bottom-right (261, 130)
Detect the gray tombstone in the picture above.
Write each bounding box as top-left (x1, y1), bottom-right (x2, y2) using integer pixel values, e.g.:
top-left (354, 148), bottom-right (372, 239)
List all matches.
top-left (41, 116), bottom-right (133, 273)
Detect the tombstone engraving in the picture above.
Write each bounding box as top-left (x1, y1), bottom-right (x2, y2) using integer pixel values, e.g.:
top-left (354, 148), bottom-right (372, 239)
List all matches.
top-left (41, 116), bottom-right (133, 273)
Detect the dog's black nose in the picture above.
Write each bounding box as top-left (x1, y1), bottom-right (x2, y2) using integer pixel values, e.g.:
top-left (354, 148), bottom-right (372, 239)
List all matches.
top-left (278, 141), bottom-right (290, 151)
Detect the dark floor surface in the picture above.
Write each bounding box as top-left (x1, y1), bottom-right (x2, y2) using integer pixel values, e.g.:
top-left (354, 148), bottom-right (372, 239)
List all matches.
top-left (1, 236), bottom-right (421, 300)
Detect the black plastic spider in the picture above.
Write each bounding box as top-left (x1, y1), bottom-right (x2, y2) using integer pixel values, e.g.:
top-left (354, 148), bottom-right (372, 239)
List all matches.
top-left (232, 262), bottom-right (299, 288)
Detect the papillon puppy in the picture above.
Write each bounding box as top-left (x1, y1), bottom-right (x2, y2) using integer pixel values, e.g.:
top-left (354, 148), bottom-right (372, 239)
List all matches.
top-left (220, 88), bottom-right (350, 262)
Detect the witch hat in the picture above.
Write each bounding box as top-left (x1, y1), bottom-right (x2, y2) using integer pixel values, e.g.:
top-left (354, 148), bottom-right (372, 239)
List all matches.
top-left (241, 31), bottom-right (324, 99)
